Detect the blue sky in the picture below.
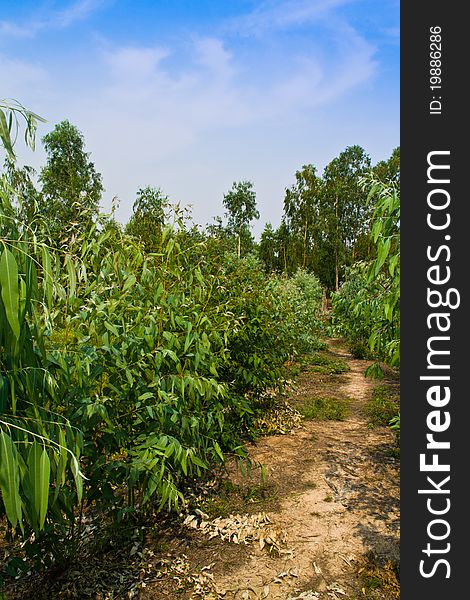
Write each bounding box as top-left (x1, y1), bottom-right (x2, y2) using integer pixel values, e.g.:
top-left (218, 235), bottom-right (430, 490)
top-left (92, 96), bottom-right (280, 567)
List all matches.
top-left (1, 0), bottom-right (399, 235)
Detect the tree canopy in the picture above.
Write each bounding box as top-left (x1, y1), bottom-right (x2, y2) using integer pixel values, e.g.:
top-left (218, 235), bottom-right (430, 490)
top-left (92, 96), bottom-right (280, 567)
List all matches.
top-left (223, 180), bottom-right (259, 258)
top-left (38, 120), bottom-right (103, 245)
top-left (125, 185), bottom-right (167, 252)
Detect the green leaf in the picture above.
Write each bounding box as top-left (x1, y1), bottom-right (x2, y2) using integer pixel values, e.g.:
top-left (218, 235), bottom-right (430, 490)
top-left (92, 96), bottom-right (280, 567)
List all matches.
top-left (123, 273), bottom-right (136, 292)
top-left (213, 442), bottom-right (224, 462)
top-left (70, 455), bottom-right (83, 503)
top-left (374, 238), bottom-right (391, 275)
top-left (53, 429), bottom-right (68, 504)
top-left (28, 443), bottom-right (51, 530)
top-left (0, 108), bottom-right (15, 159)
top-left (104, 321), bottom-right (119, 336)
top-left (41, 246), bottom-right (53, 307)
top-left (0, 430), bottom-right (22, 530)
top-left (388, 254), bottom-right (399, 277)
top-left (180, 452), bottom-right (188, 476)
top-left (65, 255), bottom-right (77, 298)
top-left (0, 247), bottom-right (20, 338)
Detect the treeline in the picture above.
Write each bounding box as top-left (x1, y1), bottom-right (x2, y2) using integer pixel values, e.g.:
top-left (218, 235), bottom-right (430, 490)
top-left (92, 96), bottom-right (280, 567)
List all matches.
top-left (8, 118), bottom-right (398, 293)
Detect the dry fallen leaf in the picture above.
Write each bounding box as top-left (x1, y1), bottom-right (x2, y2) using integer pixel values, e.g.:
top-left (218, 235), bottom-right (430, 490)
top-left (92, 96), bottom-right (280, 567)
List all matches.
top-left (327, 582), bottom-right (346, 595)
top-left (260, 585), bottom-right (270, 599)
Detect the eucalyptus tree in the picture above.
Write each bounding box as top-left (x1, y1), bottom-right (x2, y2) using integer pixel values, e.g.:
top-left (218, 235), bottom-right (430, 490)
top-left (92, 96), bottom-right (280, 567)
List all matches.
top-left (373, 146), bottom-right (400, 184)
top-left (38, 120), bottom-right (103, 246)
top-left (258, 222), bottom-right (279, 272)
top-left (322, 145), bottom-right (371, 290)
top-left (282, 164), bottom-right (323, 272)
top-left (125, 185), bottom-right (167, 252)
top-left (222, 180), bottom-right (259, 258)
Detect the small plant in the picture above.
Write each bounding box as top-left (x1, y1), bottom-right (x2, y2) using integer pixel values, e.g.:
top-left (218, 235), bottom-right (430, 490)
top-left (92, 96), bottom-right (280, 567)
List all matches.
top-left (309, 352), bottom-right (350, 374)
top-left (390, 413), bottom-right (400, 446)
top-left (358, 555), bottom-right (400, 599)
top-left (348, 339), bottom-right (369, 359)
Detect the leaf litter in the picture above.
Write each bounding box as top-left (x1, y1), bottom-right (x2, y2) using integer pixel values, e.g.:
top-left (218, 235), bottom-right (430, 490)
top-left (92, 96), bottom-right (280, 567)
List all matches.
top-left (183, 511), bottom-right (290, 554)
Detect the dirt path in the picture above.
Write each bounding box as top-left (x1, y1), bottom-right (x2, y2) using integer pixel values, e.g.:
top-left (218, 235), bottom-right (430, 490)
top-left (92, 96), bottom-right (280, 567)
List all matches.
top-left (160, 339), bottom-right (400, 600)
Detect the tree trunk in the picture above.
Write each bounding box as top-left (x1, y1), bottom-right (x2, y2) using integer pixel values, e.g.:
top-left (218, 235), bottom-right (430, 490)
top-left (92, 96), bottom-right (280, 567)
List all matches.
top-left (335, 194), bottom-right (340, 290)
top-left (335, 247), bottom-right (339, 291)
top-left (303, 218), bottom-right (308, 268)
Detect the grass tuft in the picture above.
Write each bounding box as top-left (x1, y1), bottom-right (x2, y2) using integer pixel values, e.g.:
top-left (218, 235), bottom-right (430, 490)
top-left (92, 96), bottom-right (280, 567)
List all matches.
top-left (300, 397), bottom-right (349, 421)
top-left (366, 386), bottom-right (400, 427)
top-left (308, 352), bottom-right (350, 374)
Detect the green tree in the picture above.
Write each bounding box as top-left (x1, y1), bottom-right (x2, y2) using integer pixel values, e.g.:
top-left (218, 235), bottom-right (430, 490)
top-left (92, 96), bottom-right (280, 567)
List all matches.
top-left (275, 221), bottom-right (292, 274)
top-left (38, 120), bottom-right (103, 245)
top-left (223, 180), bottom-right (259, 258)
top-left (258, 222), bottom-right (279, 272)
top-left (373, 146), bottom-right (400, 184)
top-left (125, 186), bottom-right (167, 252)
top-left (282, 164), bottom-right (323, 272)
top-left (322, 145), bottom-right (371, 290)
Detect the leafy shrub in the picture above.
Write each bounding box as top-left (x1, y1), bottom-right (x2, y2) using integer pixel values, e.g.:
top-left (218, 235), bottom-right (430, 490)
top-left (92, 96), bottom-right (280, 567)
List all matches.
top-left (0, 178), bottom-right (84, 539)
top-left (270, 268), bottom-right (325, 355)
top-left (331, 177), bottom-right (400, 369)
top-left (1, 208), bottom-right (327, 543)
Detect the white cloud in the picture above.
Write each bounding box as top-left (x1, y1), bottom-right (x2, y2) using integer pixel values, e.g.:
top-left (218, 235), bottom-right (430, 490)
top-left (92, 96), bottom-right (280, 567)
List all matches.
top-left (0, 0), bottom-right (107, 38)
top-left (54, 0), bottom-right (107, 28)
top-left (0, 54), bottom-right (49, 103)
top-left (104, 46), bottom-right (170, 79)
top-left (226, 0), bottom-right (352, 35)
top-left (193, 37), bottom-right (236, 82)
top-left (0, 20), bottom-right (35, 38)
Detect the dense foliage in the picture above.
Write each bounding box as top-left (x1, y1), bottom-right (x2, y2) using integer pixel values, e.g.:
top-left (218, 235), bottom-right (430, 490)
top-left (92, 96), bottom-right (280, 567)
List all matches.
top-left (1, 185), bottom-right (325, 553)
top-left (0, 100), bottom-right (399, 589)
top-left (331, 176), bottom-right (400, 369)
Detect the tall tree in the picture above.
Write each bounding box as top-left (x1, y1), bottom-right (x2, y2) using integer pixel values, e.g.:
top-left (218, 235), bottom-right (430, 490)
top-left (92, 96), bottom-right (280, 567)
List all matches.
top-left (223, 180), bottom-right (259, 258)
top-left (322, 145), bottom-right (371, 290)
top-left (282, 164), bottom-right (323, 272)
top-left (258, 222), bottom-right (279, 272)
top-left (39, 120), bottom-right (103, 245)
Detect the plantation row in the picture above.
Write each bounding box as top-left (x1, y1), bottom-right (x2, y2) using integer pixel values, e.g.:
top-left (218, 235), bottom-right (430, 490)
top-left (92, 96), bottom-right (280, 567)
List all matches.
top-left (332, 177), bottom-right (400, 370)
top-left (0, 191), bottom-right (325, 539)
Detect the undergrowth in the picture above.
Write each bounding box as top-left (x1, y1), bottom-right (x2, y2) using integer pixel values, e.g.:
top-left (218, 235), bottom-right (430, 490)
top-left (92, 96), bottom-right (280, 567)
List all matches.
top-left (366, 386), bottom-right (400, 428)
top-left (300, 397), bottom-right (349, 421)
